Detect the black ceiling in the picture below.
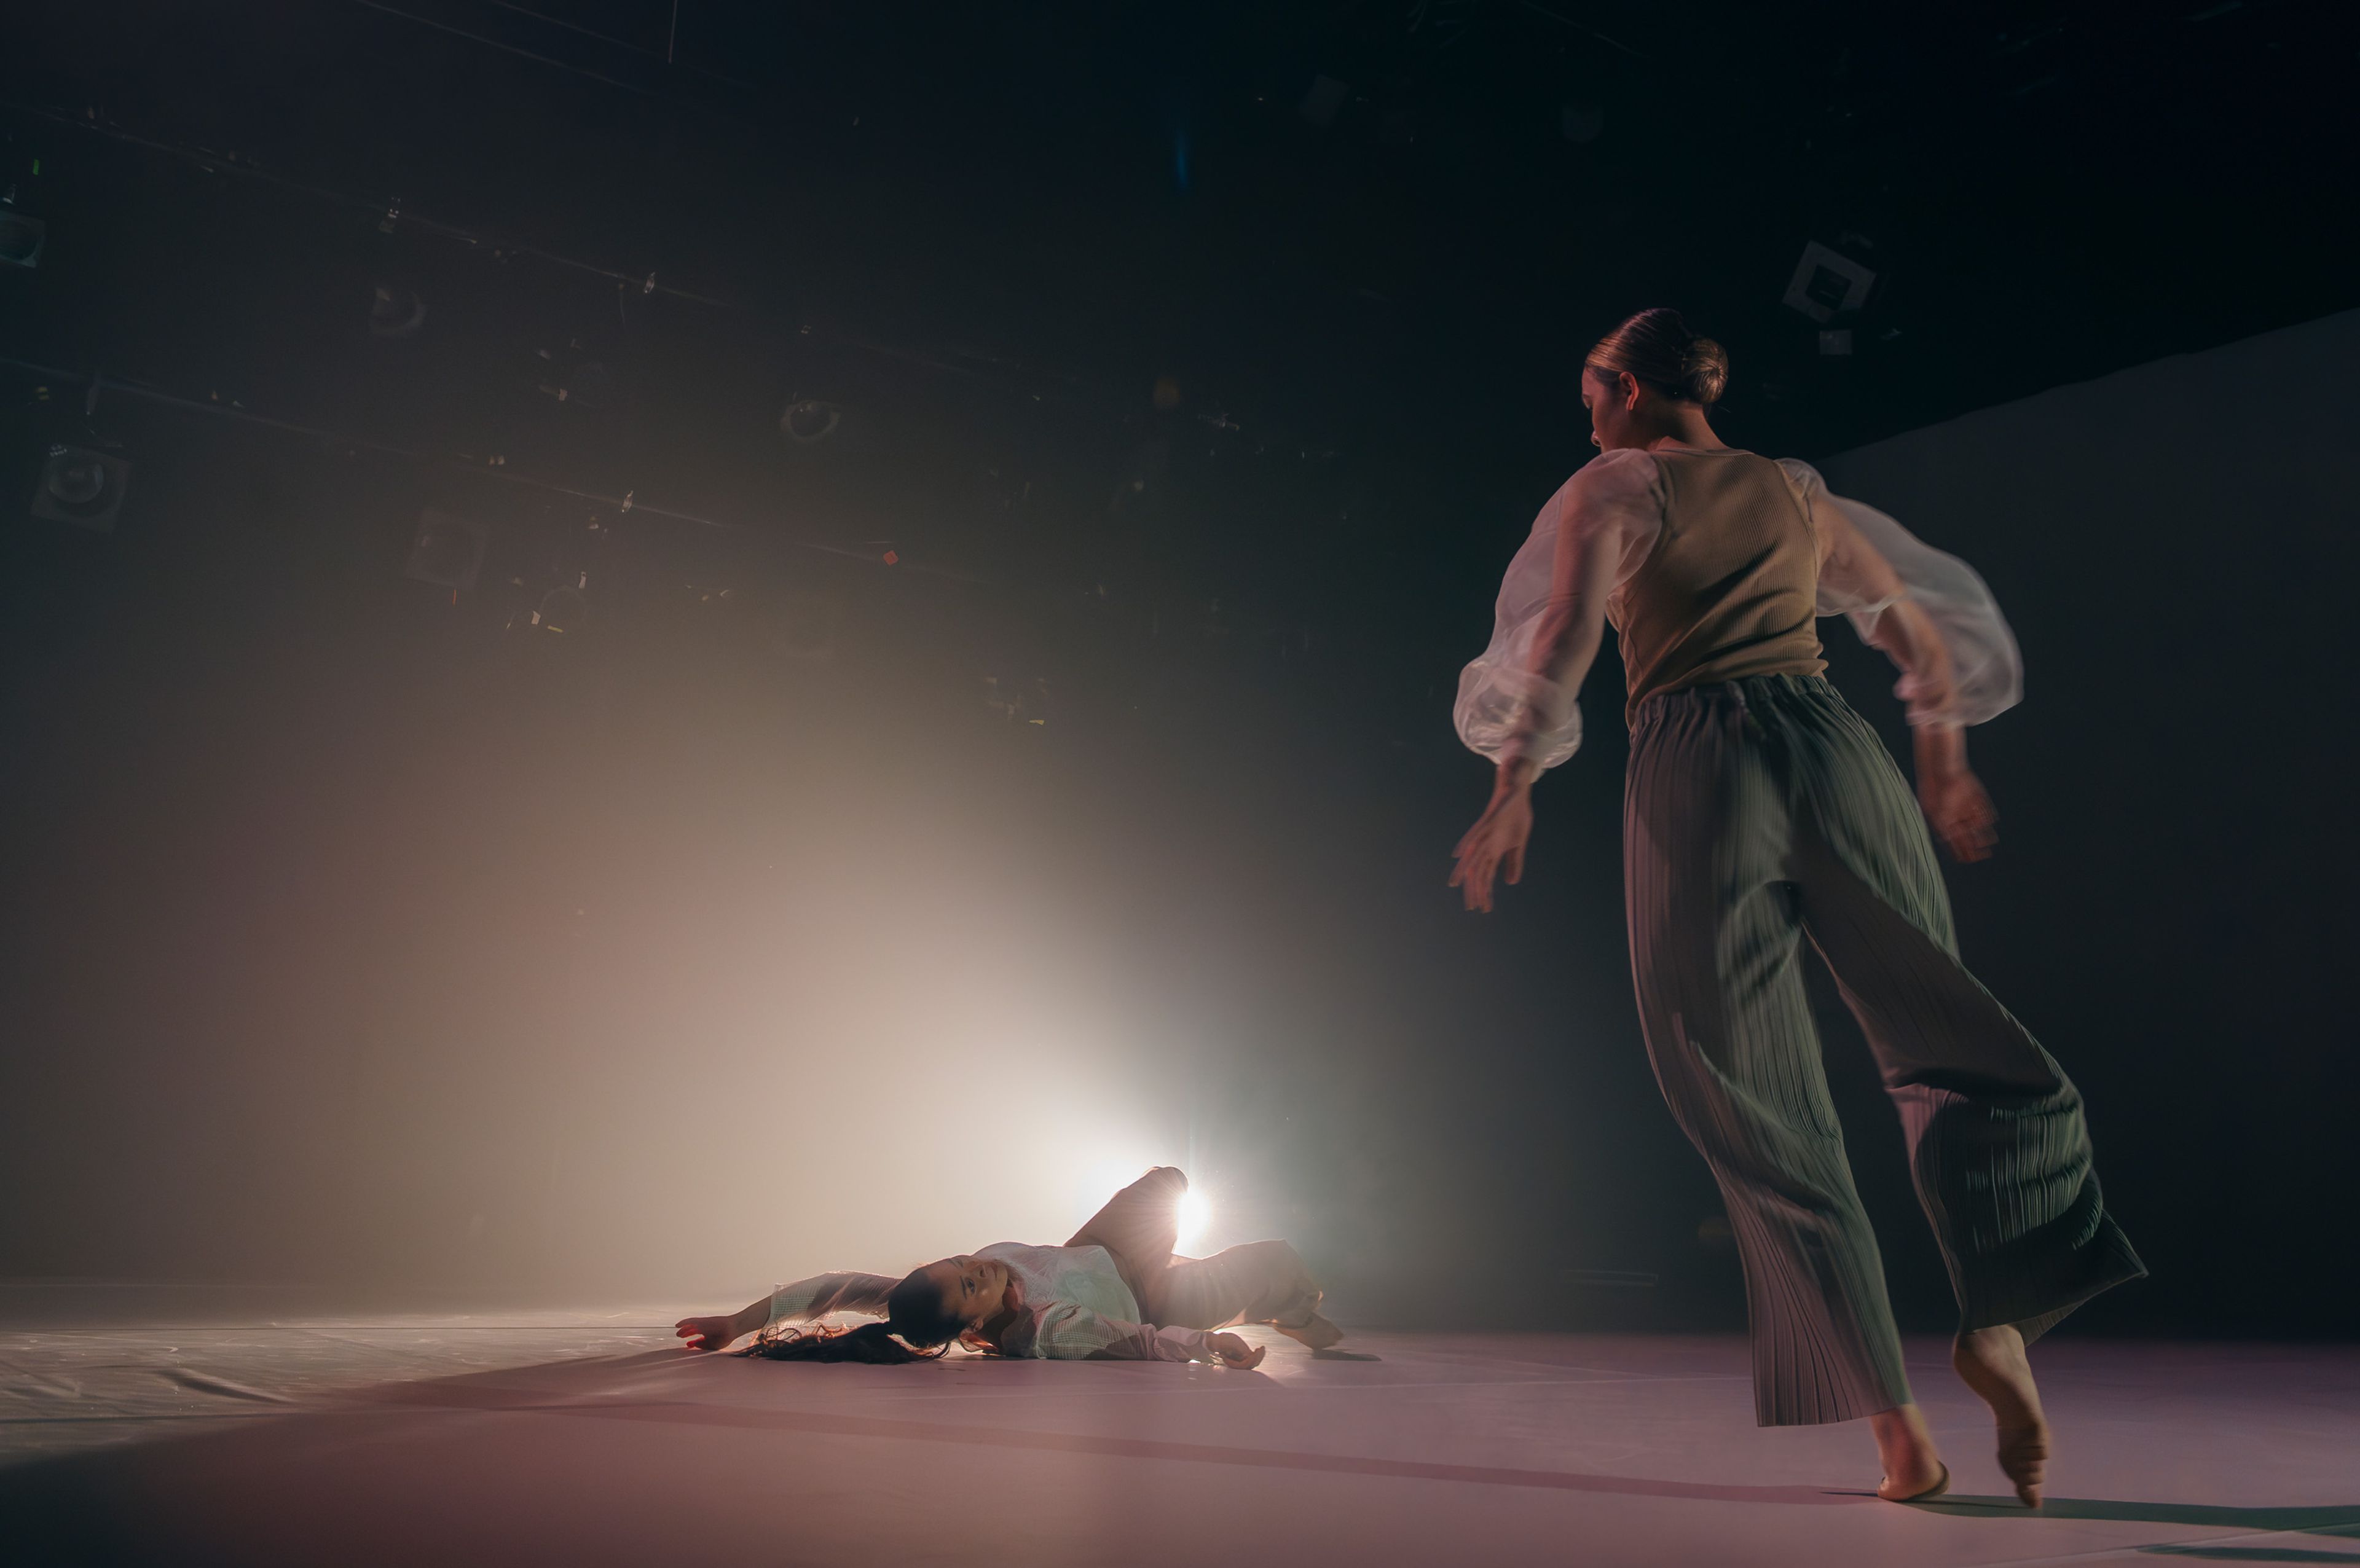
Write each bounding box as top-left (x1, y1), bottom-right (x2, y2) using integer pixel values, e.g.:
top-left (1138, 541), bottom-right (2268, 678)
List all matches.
top-left (3, 0), bottom-right (2353, 618)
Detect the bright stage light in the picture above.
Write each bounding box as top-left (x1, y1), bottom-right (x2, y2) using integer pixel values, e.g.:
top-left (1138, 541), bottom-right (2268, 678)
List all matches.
top-left (1176, 1189), bottom-right (1210, 1253)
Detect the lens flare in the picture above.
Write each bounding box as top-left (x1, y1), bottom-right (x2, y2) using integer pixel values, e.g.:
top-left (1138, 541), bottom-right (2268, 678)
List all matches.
top-left (1176, 1189), bottom-right (1210, 1253)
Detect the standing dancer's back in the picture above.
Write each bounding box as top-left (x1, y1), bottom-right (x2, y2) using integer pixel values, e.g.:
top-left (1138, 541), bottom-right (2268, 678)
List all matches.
top-left (1449, 307), bottom-right (2143, 1508)
top-left (1607, 446), bottom-right (1825, 724)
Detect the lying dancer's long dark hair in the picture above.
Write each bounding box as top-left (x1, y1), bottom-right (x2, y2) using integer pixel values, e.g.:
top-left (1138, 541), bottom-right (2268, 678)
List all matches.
top-left (743, 1269), bottom-right (966, 1363)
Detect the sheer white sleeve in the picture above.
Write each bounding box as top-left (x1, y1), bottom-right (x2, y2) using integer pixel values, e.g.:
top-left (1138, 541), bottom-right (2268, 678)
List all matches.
top-left (1454, 448), bottom-right (1662, 769)
top-left (765, 1271), bottom-right (899, 1330)
top-left (999, 1303), bottom-right (1212, 1363)
top-left (1780, 460), bottom-right (2024, 727)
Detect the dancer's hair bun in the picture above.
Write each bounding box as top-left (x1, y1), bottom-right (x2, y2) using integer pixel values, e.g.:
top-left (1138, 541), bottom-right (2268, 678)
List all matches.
top-left (1677, 335), bottom-right (1729, 406)
top-left (1587, 308), bottom-right (1729, 406)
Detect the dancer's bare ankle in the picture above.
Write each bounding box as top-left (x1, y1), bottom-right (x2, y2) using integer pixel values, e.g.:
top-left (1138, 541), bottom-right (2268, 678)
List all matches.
top-left (1869, 1403), bottom-right (1946, 1502)
top-left (1951, 1324), bottom-right (2050, 1508)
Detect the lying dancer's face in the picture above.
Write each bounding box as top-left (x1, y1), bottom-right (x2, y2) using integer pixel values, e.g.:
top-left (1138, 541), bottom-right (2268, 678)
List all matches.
top-left (919, 1255), bottom-right (1021, 1327)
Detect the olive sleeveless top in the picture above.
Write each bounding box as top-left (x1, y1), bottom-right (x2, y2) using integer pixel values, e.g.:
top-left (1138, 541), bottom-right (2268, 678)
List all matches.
top-left (1607, 449), bottom-right (1827, 726)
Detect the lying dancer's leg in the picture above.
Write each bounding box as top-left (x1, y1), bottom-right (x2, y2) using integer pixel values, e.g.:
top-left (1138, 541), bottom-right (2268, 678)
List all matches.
top-left (1069, 1167), bottom-right (1343, 1349)
top-left (1624, 686), bottom-right (1944, 1501)
top-left (1782, 684), bottom-right (2144, 1507)
top-left (1066, 1166), bottom-right (1184, 1288)
top-left (1149, 1239), bottom-right (1342, 1350)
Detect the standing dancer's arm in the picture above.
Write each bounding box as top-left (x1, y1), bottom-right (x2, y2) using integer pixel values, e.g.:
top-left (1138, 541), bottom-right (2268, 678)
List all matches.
top-left (1812, 500), bottom-right (1998, 863)
top-left (1450, 479), bottom-right (1629, 912)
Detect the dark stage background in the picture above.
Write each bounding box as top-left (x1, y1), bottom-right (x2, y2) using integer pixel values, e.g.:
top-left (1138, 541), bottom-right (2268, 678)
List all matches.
top-left (1, 2), bottom-right (2353, 1339)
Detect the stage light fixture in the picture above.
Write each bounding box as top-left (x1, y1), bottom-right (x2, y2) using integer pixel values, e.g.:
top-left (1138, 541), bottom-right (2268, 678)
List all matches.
top-left (0, 210), bottom-right (45, 270)
top-left (525, 584), bottom-right (587, 635)
top-left (368, 283), bottom-right (428, 340)
top-left (982, 673), bottom-right (1051, 726)
top-left (30, 445), bottom-right (130, 532)
top-left (535, 340), bottom-right (620, 410)
top-left (1782, 240), bottom-right (1876, 324)
top-left (403, 508), bottom-right (489, 592)
top-left (781, 398), bottom-right (843, 443)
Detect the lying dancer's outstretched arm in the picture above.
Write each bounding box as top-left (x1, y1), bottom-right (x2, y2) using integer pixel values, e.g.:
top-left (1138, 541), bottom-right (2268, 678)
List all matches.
top-left (676, 1271), bottom-right (899, 1353)
top-left (1003, 1303), bottom-right (1265, 1368)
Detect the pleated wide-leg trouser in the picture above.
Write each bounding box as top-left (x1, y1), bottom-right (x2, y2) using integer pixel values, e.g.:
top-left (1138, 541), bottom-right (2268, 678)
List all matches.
top-left (1066, 1167), bottom-right (1326, 1333)
top-left (1624, 674), bottom-right (2146, 1427)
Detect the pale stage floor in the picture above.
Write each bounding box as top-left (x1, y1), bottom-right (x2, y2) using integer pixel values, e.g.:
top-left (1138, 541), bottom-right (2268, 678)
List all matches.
top-left (3, 1303), bottom-right (2355, 1567)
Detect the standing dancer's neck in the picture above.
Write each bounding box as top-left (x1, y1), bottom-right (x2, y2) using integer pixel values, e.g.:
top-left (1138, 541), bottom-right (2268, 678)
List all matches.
top-left (1585, 367), bottom-right (1729, 455)
top-left (1624, 406), bottom-right (1726, 452)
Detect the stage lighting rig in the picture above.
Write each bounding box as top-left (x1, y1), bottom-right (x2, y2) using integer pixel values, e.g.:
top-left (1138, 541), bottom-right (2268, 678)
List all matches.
top-left (534, 340), bottom-right (620, 411)
top-left (368, 282), bottom-right (428, 340)
top-left (402, 508), bottom-right (489, 593)
top-left (29, 445), bottom-right (129, 532)
top-left (518, 582), bottom-right (588, 635)
top-left (780, 398), bottom-right (843, 444)
top-left (982, 673), bottom-right (1051, 726)
top-left (0, 208), bottom-right (44, 270)
top-left (1783, 240), bottom-right (1876, 324)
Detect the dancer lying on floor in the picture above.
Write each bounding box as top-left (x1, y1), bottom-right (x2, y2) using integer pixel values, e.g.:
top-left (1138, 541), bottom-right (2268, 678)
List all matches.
top-left (675, 1167), bottom-right (1345, 1368)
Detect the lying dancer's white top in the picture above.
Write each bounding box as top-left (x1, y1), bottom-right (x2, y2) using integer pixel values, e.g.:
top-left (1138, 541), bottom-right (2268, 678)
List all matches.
top-left (1455, 448), bottom-right (2022, 768)
top-left (766, 1241), bottom-right (1216, 1362)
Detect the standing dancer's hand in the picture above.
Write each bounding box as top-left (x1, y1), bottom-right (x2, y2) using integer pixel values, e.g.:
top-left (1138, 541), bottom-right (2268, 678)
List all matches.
top-left (1207, 1333), bottom-right (1265, 1370)
top-left (1919, 768), bottom-right (1997, 863)
top-left (1451, 770), bottom-right (1535, 912)
top-left (1912, 723), bottom-right (1996, 863)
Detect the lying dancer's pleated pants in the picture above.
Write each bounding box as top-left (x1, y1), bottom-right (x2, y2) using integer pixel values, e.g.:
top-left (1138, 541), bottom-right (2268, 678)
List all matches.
top-left (1068, 1167), bottom-right (1324, 1332)
top-left (1626, 674), bottom-right (2145, 1425)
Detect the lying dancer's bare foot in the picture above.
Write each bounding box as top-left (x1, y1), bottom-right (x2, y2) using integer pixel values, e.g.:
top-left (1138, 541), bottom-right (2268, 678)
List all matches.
top-left (1272, 1312), bottom-right (1346, 1352)
top-left (1953, 1324), bottom-right (2049, 1508)
top-left (1869, 1403), bottom-right (1949, 1502)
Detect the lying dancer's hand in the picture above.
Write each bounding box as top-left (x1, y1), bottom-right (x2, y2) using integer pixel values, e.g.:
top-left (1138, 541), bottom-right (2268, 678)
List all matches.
top-left (1207, 1333), bottom-right (1266, 1370)
top-left (1450, 768), bottom-right (1535, 913)
top-left (675, 1314), bottom-right (738, 1352)
top-left (676, 1298), bottom-right (770, 1352)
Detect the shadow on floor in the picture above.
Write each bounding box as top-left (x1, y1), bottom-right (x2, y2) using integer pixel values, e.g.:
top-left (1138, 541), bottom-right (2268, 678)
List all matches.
top-left (2136, 1549), bottom-right (2360, 1564)
top-left (1916, 1495), bottom-right (2360, 1555)
top-left (354, 1355), bottom-right (1873, 1507)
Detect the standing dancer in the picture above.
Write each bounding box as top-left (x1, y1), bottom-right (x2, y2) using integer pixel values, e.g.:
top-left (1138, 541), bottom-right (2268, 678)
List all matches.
top-left (1450, 309), bottom-right (2142, 1505)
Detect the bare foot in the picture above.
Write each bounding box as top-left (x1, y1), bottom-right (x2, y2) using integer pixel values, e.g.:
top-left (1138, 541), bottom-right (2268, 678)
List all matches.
top-left (1954, 1325), bottom-right (2049, 1508)
top-left (1870, 1403), bottom-right (1949, 1502)
top-left (675, 1314), bottom-right (742, 1352)
top-left (1272, 1312), bottom-right (1346, 1352)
